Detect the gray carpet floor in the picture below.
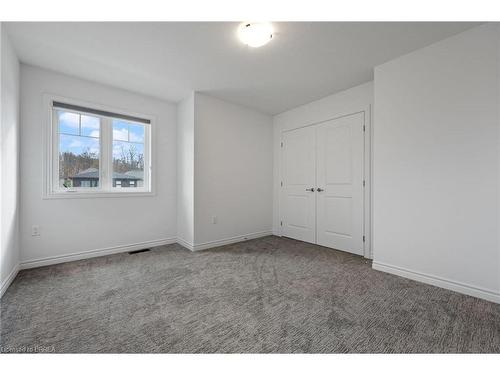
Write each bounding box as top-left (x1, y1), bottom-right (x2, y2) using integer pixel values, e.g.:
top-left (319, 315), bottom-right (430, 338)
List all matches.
top-left (1, 236), bottom-right (499, 353)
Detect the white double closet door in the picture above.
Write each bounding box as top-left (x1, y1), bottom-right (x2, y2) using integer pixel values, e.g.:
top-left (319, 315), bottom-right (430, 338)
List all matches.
top-left (281, 112), bottom-right (364, 255)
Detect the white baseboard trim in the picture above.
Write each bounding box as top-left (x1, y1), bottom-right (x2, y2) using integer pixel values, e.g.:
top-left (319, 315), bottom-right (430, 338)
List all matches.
top-left (8, 232), bottom-right (272, 295)
top-left (1, 263), bottom-right (20, 298)
top-left (372, 261), bottom-right (500, 304)
top-left (176, 237), bottom-right (194, 251)
top-left (191, 230), bottom-right (273, 251)
top-left (20, 237), bottom-right (177, 270)
top-left (19, 231), bottom-right (274, 271)
top-left (172, 231), bottom-right (273, 252)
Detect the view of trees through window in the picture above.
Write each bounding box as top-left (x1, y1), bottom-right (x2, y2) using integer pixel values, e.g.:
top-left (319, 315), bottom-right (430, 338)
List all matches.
top-left (58, 111), bottom-right (100, 188)
top-left (57, 110), bottom-right (146, 189)
top-left (59, 149), bottom-right (100, 188)
top-left (112, 119), bottom-right (145, 188)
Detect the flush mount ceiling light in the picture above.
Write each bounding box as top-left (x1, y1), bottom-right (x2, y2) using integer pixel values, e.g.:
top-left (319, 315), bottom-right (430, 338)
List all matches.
top-left (238, 22), bottom-right (273, 48)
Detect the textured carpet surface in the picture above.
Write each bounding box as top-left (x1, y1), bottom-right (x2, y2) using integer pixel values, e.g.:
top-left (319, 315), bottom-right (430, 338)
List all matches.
top-left (1, 236), bottom-right (499, 353)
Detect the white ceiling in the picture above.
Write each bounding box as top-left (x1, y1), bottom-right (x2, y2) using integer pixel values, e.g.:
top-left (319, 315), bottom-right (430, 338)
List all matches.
top-left (6, 22), bottom-right (480, 114)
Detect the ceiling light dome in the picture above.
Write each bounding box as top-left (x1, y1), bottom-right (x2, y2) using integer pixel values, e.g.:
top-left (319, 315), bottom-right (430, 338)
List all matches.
top-left (238, 22), bottom-right (273, 48)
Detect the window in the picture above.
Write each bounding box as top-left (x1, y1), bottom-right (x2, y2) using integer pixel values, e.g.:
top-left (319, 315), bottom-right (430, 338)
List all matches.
top-left (112, 119), bottom-right (145, 189)
top-left (46, 98), bottom-right (152, 197)
top-left (57, 111), bottom-right (101, 189)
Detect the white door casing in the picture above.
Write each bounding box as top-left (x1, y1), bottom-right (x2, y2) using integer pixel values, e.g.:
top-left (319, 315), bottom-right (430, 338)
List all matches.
top-left (316, 113), bottom-right (364, 255)
top-left (280, 126), bottom-right (316, 243)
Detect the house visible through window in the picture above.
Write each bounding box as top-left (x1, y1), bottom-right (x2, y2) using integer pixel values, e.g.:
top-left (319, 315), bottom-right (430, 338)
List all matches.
top-left (50, 100), bottom-right (151, 196)
top-left (112, 119), bottom-right (145, 188)
top-left (58, 111), bottom-right (101, 189)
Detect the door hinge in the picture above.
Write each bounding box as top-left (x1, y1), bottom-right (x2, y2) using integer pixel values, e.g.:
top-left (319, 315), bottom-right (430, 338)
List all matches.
top-left (363, 125), bottom-right (366, 132)
top-left (280, 220), bottom-right (283, 226)
top-left (363, 235), bottom-right (365, 243)
top-left (281, 141), bottom-right (283, 148)
top-left (363, 180), bottom-right (365, 187)
top-left (280, 181), bottom-right (283, 187)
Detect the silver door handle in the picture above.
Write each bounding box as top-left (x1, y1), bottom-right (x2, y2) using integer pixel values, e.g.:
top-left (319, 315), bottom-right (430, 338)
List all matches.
top-left (306, 188), bottom-right (315, 192)
top-left (317, 188), bottom-right (324, 192)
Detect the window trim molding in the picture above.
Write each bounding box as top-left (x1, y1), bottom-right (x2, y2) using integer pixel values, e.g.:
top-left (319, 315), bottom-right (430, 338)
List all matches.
top-left (43, 93), bottom-right (156, 199)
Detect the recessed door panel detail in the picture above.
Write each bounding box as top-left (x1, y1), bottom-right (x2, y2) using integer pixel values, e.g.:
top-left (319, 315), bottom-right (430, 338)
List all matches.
top-left (285, 137), bottom-right (311, 186)
top-left (324, 196), bottom-right (352, 237)
top-left (325, 125), bottom-right (352, 185)
top-left (285, 195), bottom-right (309, 229)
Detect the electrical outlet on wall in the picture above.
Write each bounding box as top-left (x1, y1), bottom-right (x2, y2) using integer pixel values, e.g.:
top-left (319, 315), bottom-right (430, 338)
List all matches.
top-left (32, 225), bottom-right (40, 236)
top-left (212, 216), bottom-right (217, 224)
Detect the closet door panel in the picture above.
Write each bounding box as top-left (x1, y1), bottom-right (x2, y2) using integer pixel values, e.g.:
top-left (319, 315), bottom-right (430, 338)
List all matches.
top-left (316, 113), bottom-right (364, 255)
top-left (280, 126), bottom-right (316, 243)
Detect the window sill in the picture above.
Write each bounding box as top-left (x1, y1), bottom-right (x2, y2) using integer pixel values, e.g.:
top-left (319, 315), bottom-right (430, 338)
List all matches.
top-left (43, 190), bottom-right (155, 199)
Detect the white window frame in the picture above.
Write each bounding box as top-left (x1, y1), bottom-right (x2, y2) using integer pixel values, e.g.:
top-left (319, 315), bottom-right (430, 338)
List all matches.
top-left (43, 94), bottom-right (155, 199)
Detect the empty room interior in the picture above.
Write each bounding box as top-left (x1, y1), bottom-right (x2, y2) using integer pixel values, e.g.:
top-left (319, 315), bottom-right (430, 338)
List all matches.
top-left (1, 20), bottom-right (500, 355)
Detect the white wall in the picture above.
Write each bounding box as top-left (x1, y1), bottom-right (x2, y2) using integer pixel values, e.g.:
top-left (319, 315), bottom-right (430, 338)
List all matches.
top-left (373, 24), bottom-right (500, 303)
top-left (20, 65), bottom-right (177, 267)
top-left (1, 25), bottom-right (21, 295)
top-left (176, 93), bottom-right (195, 245)
top-left (193, 93), bottom-right (273, 247)
top-left (272, 82), bottom-right (373, 256)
